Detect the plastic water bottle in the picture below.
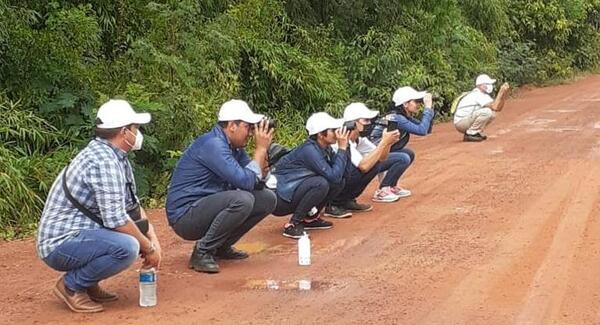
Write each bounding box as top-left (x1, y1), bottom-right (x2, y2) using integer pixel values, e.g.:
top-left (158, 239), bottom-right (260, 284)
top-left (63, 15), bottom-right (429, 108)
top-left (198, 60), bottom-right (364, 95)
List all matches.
top-left (298, 232), bottom-right (311, 266)
top-left (139, 268), bottom-right (157, 307)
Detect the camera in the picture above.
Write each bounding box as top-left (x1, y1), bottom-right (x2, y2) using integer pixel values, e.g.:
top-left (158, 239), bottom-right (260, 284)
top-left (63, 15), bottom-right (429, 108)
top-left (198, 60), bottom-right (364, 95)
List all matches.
top-left (258, 118), bottom-right (277, 130)
top-left (343, 120), bottom-right (356, 131)
top-left (373, 118), bottom-right (398, 131)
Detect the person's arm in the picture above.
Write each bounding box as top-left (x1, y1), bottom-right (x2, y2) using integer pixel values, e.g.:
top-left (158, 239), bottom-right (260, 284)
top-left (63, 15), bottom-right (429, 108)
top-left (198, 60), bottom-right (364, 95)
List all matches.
top-left (88, 160), bottom-right (160, 268)
top-left (392, 109), bottom-right (434, 136)
top-left (489, 83), bottom-right (510, 112)
top-left (304, 128), bottom-right (350, 183)
top-left (114, 221), bottom-right (160, 268)
top-left (200, 138), bottom-right (259, 191)
top-left (252, 120), bottom-right (274, 178)
top-left (357, 131), bottom-right (399, 173)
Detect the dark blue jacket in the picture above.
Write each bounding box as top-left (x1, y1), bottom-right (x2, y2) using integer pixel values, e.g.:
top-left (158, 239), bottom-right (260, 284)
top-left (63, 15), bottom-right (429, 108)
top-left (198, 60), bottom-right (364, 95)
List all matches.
top-left (273, 139), bottom-right (347, 202)
top-left (166, 125), bottom-right (259, 225)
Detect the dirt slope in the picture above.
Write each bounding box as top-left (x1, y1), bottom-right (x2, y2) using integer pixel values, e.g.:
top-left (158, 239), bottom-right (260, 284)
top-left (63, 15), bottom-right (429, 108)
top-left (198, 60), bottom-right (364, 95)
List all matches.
top-left (2, 76), bottom-right (600, 325)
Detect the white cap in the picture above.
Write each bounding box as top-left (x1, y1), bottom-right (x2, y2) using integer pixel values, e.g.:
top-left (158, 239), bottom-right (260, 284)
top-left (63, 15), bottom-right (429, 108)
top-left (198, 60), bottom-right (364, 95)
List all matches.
top-left (343, 102), bottom-right (378, 122)
top-left (96, 99), bottom-right (151, 129)
top-left (392, 86), bottom-right (427, 105)
top-left (218, 99), bottom-right (264, 124)
top-left (306, 112), bottom-right (343, 135)
top-left (475, 74), bottom-right (496, 86)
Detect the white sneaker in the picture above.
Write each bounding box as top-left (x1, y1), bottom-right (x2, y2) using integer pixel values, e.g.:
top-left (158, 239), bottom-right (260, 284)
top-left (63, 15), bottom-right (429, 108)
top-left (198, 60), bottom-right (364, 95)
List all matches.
top-left (390, 186), bottom-right (411, 198)
top-left (372, 187), bottom-right (400, 203)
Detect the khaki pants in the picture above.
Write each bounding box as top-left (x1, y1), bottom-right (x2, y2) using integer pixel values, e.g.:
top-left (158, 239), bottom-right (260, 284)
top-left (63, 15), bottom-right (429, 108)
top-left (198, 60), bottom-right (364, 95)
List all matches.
top-left (454, 107), bottom-right (495, 135)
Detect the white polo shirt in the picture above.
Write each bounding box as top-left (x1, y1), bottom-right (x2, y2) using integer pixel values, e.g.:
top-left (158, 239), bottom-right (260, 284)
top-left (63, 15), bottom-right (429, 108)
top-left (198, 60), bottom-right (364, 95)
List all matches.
top-left (454, 88), bottom-right (494, 123)
top-left (332, 137), bottom-right (377, 167)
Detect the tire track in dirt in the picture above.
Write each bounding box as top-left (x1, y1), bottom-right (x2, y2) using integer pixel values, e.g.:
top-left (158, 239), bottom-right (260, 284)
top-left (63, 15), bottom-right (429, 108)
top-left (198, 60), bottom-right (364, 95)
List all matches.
top-left (421, 162), bottom-right (589, 324)
top-left (516, 163), bottom-right (600, 325)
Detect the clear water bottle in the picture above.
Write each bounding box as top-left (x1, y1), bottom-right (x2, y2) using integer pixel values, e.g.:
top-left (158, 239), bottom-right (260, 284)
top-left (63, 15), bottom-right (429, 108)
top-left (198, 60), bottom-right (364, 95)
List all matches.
top-left (298, 232), bottom-right (311, 266)
top-left (139, 268), bottom-right (157, 307)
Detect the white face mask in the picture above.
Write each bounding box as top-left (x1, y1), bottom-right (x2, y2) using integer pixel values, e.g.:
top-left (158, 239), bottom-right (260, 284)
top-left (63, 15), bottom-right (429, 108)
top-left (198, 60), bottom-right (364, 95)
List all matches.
top-left (484, 84), bottom-right (494, 94)
top-left (126, 129), bottom-right (144, 151)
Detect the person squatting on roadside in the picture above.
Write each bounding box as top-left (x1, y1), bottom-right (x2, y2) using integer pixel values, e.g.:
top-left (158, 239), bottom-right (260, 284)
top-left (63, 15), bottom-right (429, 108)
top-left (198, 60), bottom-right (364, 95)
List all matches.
top-left (453, 74), bottom-right (510, 142)
top-left (368, 86), bottom-right (435, 198)
top-left (37, 99), bottom-right (162, 313)
top-left (270, 112), bottom-right (350, 239)
top-left (166, 99), bottom-right (277, 274)
top-left (325, 103), bottom-right (403, 217)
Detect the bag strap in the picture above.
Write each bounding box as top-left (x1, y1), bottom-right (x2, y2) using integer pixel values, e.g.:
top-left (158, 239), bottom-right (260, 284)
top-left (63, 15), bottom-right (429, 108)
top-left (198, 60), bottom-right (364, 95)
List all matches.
top-left (61, 164), bottom-right (105, 227)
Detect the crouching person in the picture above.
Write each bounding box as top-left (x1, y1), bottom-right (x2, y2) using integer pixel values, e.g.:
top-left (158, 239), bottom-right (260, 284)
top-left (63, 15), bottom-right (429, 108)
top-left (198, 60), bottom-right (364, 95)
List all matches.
top-left (37, 99), bottom-right (162, 313)
top-left (326, 103), bottom-right (401, 217)
top-left (166, 100), bottom-right (277, 273)
top-left (271, 112), bottom-right (350, 238)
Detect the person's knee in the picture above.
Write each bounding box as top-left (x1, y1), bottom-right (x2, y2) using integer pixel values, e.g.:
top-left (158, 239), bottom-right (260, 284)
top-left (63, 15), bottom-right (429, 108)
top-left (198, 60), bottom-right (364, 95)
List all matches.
top-left (404, 149), bottom-right (415, 162)
top-left (113, 234), bottom-right (140, 266)
top-left (257, 189), bottom-right (277, 214)
top-left (233, 191), bottom-right (255, 213)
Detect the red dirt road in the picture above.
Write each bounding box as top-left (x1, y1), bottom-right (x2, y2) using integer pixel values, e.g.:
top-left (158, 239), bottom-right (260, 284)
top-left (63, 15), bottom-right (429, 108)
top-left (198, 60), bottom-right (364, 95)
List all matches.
top-left (2, 76), bottom-right (600, 324)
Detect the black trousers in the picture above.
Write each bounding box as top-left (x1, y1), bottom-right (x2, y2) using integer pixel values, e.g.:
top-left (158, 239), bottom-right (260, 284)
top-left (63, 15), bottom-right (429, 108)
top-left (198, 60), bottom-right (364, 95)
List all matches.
top-left (332, 164), bottom-right (380, 205)
top-left (172, 189), bottom-right (277, 254)
top-left (273, 176), bottom-right (344, 224)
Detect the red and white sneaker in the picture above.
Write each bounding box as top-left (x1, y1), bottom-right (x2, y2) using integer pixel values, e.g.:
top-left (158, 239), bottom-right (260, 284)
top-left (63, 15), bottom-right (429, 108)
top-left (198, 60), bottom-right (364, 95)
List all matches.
top-left (390, 186), bottom-right (411, 198)
top-left (372, 187), bottom-right (400, 203)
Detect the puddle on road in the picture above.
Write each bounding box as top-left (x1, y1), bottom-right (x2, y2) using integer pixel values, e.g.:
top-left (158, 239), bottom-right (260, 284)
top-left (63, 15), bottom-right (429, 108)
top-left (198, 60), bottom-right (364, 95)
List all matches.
top-left (594, 122), bottom-right (600, 129)
top-left (547, 109), bottom-right (578, 113)
top-left (489, 148), bottom-right (504, 155)
top-left (242, 279), bottom-right (338, 292)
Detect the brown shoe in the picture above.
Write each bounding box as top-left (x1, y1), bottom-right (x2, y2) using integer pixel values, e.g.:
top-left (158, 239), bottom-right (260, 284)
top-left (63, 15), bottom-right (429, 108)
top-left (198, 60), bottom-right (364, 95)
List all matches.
top-left (53, 276), bottom-right (104, 313)
top-left (87, 283), bottom-right (118, 303)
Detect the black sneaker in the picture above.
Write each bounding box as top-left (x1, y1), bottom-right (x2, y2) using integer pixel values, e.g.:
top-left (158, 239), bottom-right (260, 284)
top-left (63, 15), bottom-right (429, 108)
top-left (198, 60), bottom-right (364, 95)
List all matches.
top-left (324, 205), bottom-right (353, 219)
top-left (463, 133), bottom-right (485, 142)
top-left (283, 223), bottom-right (305, 239)
top-left (215, 246), bottom-right (249, 260)
top-left (188, 250), bottom-right (220, 273)
top-left (302, 218), bottom-right (333, 230)
top-left (341, 199), bottom-right (373, 212)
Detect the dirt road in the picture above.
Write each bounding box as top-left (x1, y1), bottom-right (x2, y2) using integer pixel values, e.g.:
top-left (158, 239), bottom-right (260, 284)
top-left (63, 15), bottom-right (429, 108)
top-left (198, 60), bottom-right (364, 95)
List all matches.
top-left (2, 76), bottom-right (600, 325)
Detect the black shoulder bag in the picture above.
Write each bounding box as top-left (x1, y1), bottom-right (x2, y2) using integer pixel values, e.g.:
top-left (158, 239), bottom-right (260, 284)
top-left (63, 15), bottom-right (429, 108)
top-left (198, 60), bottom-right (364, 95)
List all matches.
top-left (61, 164), bottom-right (149, 235)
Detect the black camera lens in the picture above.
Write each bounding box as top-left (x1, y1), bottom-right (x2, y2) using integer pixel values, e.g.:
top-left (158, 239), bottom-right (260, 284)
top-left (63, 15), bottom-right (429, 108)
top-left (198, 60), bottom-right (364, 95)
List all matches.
top-left (343, 120), bottom-right (356, 131)
top-left (267, 118), bottom-right (277, 130)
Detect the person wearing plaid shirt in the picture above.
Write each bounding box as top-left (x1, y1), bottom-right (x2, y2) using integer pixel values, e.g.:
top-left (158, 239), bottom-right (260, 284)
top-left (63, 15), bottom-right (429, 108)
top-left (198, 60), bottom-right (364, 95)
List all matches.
top-left (37, 100), bottom-right (162, 313)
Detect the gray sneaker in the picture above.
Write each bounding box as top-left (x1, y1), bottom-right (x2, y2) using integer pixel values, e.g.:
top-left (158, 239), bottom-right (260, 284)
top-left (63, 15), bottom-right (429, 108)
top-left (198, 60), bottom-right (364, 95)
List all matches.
top-left (342, 199), bottom-right (373, 212)
top-left (324, 205), bottom-right (352, 218)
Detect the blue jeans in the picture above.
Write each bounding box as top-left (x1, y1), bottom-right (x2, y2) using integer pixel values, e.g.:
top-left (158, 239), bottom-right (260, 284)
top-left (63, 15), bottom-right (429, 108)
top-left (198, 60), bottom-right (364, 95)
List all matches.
top-left (43, 229), bottom-right (140, 292)
top-left (379, 148), bottom-right (415, 188)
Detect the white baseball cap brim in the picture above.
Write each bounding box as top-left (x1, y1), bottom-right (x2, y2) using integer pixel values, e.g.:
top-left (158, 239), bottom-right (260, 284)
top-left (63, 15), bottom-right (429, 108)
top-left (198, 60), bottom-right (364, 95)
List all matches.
top-left (475, 74), bottom-right (496, 85)
top-left (343, 102), bottom-right (379, 122)
top-left (218, 99), bottom-right (264, 124)
top-left (392, 86), bottom-right (427, 106)
top-left (96, 99), bottom-right (151, 129)
top-left (306, 112), bottom-right (343, 135)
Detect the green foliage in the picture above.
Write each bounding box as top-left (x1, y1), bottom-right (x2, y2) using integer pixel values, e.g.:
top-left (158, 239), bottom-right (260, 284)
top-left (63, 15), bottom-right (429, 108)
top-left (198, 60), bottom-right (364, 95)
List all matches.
top-left (1, 0), bottom-right (600, 236)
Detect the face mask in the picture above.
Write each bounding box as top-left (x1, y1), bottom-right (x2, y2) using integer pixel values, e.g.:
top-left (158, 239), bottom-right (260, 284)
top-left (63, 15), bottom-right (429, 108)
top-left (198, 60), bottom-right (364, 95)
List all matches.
top-left (125, 129), bottom-right (144, 151)
top-left (484, 84), bottom-right (494, 94)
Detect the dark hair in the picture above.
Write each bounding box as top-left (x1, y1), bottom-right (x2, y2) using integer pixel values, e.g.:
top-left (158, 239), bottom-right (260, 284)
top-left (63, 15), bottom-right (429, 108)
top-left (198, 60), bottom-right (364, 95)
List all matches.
top-left (94, 119), bottom-right (134, 139)
top-left (218, 120), bottom-right (243, 128)
top-left (308, 129), bottom-right (330, 141)
top-left (387, 101), bottom-right (408, 118)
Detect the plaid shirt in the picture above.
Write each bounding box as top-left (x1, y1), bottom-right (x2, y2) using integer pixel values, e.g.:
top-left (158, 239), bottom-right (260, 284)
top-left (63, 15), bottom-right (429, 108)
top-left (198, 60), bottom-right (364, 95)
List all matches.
top-left (36, 138), bottom-right (138, 258)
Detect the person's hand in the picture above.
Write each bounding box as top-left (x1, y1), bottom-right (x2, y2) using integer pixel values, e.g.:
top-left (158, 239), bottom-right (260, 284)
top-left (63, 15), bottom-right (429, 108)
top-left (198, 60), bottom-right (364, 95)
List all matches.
top-left (423, 93), bottom-right (433, 108)
top-left (335, 127), bottom-right (350, 149)
top-left (381, 129), bottom-right (400, 146)
top-left (142, 246), bottom-right (161, 270)
top-left (254, 120), bottom-right (274, 152)
top-left (500, 82), bottom-right (510, 91)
